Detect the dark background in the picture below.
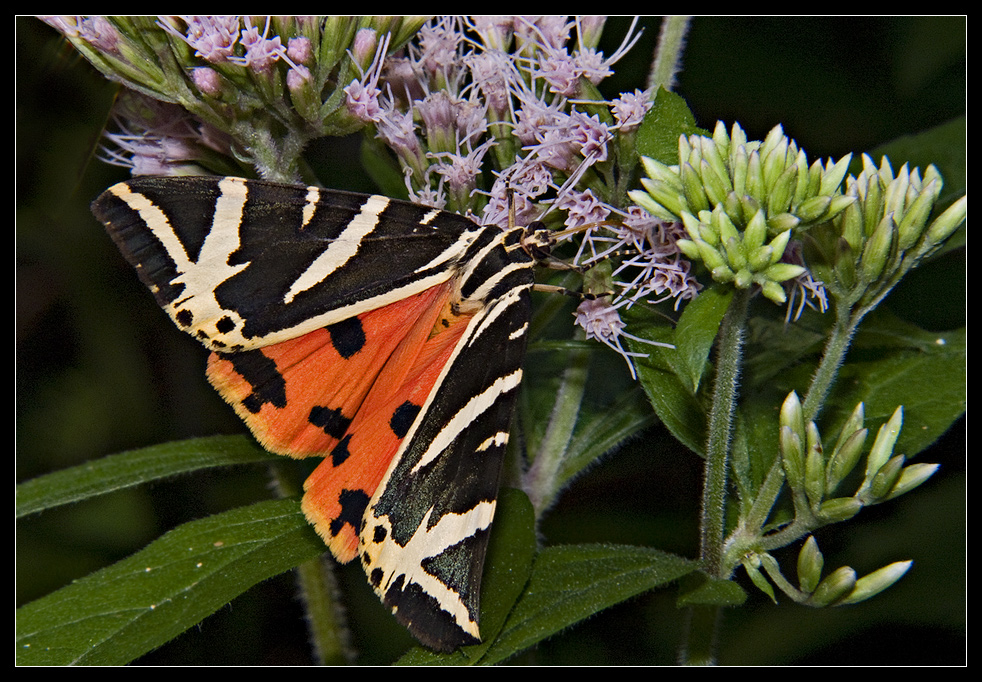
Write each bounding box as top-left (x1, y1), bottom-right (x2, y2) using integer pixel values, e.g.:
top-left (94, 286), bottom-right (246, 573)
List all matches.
top-left (17, 16), bottom-right (965, 665)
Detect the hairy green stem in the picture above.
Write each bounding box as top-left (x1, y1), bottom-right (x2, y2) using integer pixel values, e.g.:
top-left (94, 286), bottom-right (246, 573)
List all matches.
top-left (700, 287), bottom-right (751, 577)
top-left (679, 605), bottom-right (720, 665)
top-left (268, 461), bottom-right (351, 664)
top-left (522, 341), bottom-right (591, 516)
top-left (647, 16), bottom-right (691, 92)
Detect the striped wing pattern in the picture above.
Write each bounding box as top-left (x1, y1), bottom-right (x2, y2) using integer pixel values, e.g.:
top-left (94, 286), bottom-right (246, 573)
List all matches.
top-left (91, 176), bottom-right (540, 652)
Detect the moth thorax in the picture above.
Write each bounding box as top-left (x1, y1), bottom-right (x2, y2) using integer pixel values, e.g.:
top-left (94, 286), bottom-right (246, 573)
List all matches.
top-left (521, 221), bottom-right (555, 261)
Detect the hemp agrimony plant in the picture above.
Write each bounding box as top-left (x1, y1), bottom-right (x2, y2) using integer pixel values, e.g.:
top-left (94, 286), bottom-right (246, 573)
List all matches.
top-left (18, 16), bottom-right (964, 665)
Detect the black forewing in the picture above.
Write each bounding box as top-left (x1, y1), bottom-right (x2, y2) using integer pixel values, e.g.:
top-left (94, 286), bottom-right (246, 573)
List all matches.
top-left (92, 176), bottom-right (489, 341)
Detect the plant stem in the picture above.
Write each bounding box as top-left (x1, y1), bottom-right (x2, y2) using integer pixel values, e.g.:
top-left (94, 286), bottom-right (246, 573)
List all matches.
top-left (647, 16), bottom-right (692, 92)
top-left (801, 301), bottom-right (865, 423)
top-left (700, 287), bottom-right (750, 578)
top-left (268, 461), bottom-right (351, 664)
top-left (522, 341), bottom-right (590, 516)
top-left (679, 605), bottom-right (720, 665)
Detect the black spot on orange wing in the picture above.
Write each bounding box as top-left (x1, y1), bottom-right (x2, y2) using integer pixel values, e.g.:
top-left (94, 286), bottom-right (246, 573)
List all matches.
top-left (389, 401), bottom-right (422, 439)
top-left (329, 434), bottom-right (352, 466)
top-left (332, 488), bottom-right (370, 539)
top-left (309, 405), bottom-right (352, 440)
top-left (224, 349), bottom-right (287, 413)
top-left (327, 317), bottom-right (366, 358)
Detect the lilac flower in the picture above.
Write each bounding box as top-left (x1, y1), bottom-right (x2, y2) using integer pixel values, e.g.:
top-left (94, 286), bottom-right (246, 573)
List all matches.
top-left (231, 17), bottom-right (289, 72)
top-left (430, 139), bottom-right (496, 208)
top-left (573, 297), bottom-right (670, 379)
top-left (611, 88), bottom-right (654, 132)
top-left (191, 67), bottom-right (223, 97)
top-left (555, 189), bottom-right (611, 231)
top-left (158, 16), bottom-right (240, 63)
top-left (536, 47), bottom-right (582, 97)
top-left (463, 50), bottom-right (515, 117)
top-left (98, 94), bottom-right (229, 176)
top-left (466, 16), bottom-right (514, 52)
top-left (287, 36), bottom-right (313, 65)
top-left (568, 111), bottom-right (611, 164)
top-left (344, 32), bottom-right (390, 123)
top-left (414, 16), bottom-right (464, 83)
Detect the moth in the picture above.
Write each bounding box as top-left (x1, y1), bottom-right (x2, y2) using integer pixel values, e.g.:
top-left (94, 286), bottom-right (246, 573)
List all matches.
top-left (92, 175), bottom-right (558, 652)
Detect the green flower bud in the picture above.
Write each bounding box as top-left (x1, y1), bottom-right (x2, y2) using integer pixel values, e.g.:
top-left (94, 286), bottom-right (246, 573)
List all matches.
top-left (723, 191), bottom-right (745, 226)
top-left (819, 153), bottom-right (852, 196)
top-left (700, 158), bottom-right (730, 206)
top-left (713, 206), bottom-right (740, 244)
top-left (826, 427), bottom-right (867, 494)
top-left (884, 462), bottom-right (939, 500)
top-left (825, 194), bottom-right (857, 224)
top-left (864, 407), bottom-right (903, 484)
top-left (724, 236), bottom-right (748, 271)
top-left (792, 149), bottom-right (812, 207)
top-left (780, 424), bottom-right (805, 490)
top-left (837, 561), bottom-right (912, 605)
top-left (817, 497), bottom-right (863, 523)
top-left (712, 264), bottom-right (736, 282)
top-left (766, 212), bottom-right (801, 234)
top-left (636, 180), bottom-right (686, 220)
top-left (743, 209), bottom-right (769, 252)
top-left (732, 144), bottom-right (749, 198)
top-left (749, 244), bottom-right (774, 272)
top-left (640, 156), bottom-right (684, 191)
top-left (870, 454), bottom-right (906, 501)
top-left (896, 179), bottom-right (939, 251)
top-left (833, 237), bottom-right (858, 290)
top-left (681, 161), bottom-right (710, 213)
top-left (796, 195), bottom-right (832, 224)
top-left (859, 214), bottom-right (896, 283)
top-left (836, 195), bottom-right (865, 251)
top-left (760, 279), bottom-right (788, 304)
top-left (766, 228), bottom-right (793, 264)
top-left (780, 392), bottom-right (805, 437)
top-left (675, 238), bottom-right (701, 261)
top-left (805, 434), bottom-right (826, 509)
top-left (701, 137), bottom-right (732, 192)
top-left (924, 195), bottom-right (967, 247)
top-left (746, 150), bottom-right (765, 205)
top-left (808, 566), bottom-right (857, 606)
top-left (628, 189), bottom-right (673, 222)
top-left (696, 241), bottom-right (729, 272)
top-left (763, 262), bottom-right (807, 283)
top-left (711, 120), bottom-right (731, 158)
top-left (797, 536), bottom-right (824, 594)
top-left (767, 165), bottom-right (798, 216)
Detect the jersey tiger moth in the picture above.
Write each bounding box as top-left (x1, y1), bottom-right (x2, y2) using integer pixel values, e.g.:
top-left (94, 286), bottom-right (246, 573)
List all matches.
top-left (91, 175), bottom-right (565, 653)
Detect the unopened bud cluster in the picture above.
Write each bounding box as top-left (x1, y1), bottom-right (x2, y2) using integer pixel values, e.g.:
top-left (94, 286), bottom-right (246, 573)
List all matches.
top-left (744, 536), bottom-right (913, 608)
top-left (810, 154), bottom-right (967, 308)
top-left (629, 122), bottom-right (855, 304)
top-left (778, 392), bottom-right (937, 522)
top-left (729, 391), bottom-right (938, 606)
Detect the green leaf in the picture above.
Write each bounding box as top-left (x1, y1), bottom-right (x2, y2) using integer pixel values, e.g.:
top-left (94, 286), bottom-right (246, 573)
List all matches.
top-left (677, 572), bottom-right (748, 607)
top-left (16, 436), bottom-right (277, 518)
top-left (829, 313), bottom-right (965, 458)
top-left (481, 544), bottom-right (698, 664)
top-left (16, 498), bottom-right (324, 665)
top-left (628, 309), bottom-right (711, 457)
top-left (671, 287), bottom-right (731, 393)
top-left (636, 88), bottom-right (708, 164)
